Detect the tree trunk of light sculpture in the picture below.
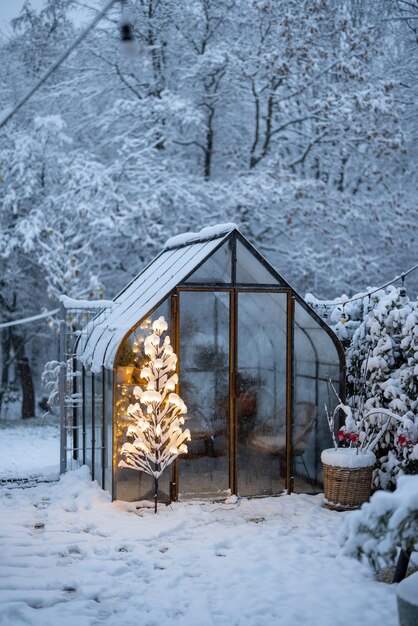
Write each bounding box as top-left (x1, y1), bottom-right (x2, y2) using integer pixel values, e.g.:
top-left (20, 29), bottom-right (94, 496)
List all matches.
top-left (118, 316), bottom-right (190, 513)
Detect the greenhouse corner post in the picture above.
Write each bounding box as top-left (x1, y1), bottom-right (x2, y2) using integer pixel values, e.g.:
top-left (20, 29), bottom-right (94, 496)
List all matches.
top-left (59, 302), bottom-right (67, 475)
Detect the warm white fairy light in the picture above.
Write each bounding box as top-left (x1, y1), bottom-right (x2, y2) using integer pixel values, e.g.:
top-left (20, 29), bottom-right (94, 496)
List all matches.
top-left (118, 315), bottom-right (190, 512)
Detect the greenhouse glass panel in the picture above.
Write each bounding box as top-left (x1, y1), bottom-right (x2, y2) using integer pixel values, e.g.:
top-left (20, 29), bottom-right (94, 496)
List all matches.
top-left (105, 369), bottom-right (113, 492)
top-left (237, 292), bottom-right (287, 496)
top-left (185, 240), bottom-right (232, 283)
top-left (293, 302), bottom-right (342, 492)
top-left (178, 291), bottom-right (230, 499)
top-left (93, 371), bottom-right (103, 487)
top-left (236, 240), bottom-right (281, 285)
top-left (114, 299), bottom-right (171, 502)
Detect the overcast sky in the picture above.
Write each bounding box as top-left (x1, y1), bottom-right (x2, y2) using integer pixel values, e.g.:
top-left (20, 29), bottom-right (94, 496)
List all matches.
top-left (0, 0), bottom-right (90, 36)
top-left (0, 0), bottom-right (44, 32)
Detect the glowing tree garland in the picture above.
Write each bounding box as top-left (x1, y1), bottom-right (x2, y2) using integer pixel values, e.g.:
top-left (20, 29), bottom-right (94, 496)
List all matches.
top-left (118, 316), bottom-right (190, 512)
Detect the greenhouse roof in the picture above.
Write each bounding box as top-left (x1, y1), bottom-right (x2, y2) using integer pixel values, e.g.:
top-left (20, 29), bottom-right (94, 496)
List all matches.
top-left (81, 224), bottom-right (240, 372)
top-left (78, 223), bottom-right (342, 375)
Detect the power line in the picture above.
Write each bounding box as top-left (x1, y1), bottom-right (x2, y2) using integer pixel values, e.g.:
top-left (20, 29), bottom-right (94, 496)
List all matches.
top-left (0, 308), bottom-right (59, 329)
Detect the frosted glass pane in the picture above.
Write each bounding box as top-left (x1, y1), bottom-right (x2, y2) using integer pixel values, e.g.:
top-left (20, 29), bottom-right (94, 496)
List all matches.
top-left (114, 300), bottom-right (171, 503)
top-left (237, 292), bottom-right (287, 496)
top-left (293, 301), bottom-right (342, 493)
top-left (93, 372), bottom-right (103, 488)
top-left (178, 291), bottom-right (230, 499)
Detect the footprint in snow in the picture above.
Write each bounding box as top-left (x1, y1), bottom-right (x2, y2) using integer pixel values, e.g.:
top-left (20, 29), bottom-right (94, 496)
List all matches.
top-left (117, 544), bottom-right (134, 553)
top-left (247, 516), bottom-right (265, 524)
top-left (56, 545), bottom-right (85, 561)
top-left (33, 501), bottom-right (49, 510)
top-left (33, 522), bottom-right (45, 530)
top-left (214, 540), bottom-right (231, 557)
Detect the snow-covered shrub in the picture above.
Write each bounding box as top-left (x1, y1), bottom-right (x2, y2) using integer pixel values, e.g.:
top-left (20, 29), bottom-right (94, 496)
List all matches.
top-left (340, 474), bottom-right (418, 571)
top-left (41, 358), bottom-right (82, 416)
top-left (41, 360), bottom-right (61, 413)
top-left (308, 285), bottom-right (418, 489)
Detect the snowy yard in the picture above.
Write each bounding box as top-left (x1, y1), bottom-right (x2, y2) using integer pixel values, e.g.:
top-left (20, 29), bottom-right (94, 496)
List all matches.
top-left (0, 423), bottom-right (398, 626)
top-left (0, 418), bottom-right (59, 481)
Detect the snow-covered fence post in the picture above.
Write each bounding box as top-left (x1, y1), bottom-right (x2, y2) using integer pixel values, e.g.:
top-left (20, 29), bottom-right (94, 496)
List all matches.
top-left (118, 316), bottom-right (190, 513)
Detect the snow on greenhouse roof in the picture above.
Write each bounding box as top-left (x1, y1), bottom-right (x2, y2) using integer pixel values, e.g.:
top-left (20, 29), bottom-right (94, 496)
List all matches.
top-left (81, 225), bottom-right (235, 373)
top-left (164, 223), bottom-right (237, 250)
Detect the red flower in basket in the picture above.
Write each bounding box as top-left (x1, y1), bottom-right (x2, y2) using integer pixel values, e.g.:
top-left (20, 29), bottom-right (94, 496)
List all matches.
top-left (338, 429), bottom-right (346, 442)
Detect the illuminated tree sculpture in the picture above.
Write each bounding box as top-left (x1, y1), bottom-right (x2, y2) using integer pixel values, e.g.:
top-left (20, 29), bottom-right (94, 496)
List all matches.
top-left (118, 316), bottom-right (190, 512)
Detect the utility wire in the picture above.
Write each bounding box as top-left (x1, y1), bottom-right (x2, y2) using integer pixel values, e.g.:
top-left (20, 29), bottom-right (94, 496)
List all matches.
top-left (0, 308), bottom-right (59, 329)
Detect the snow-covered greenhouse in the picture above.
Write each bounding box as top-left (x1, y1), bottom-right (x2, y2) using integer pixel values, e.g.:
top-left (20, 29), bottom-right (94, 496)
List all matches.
top-left (61, 224), bottom-right (345, 503)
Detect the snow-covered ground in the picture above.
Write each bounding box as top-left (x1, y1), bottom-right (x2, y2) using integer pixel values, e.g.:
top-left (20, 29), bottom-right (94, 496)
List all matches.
top-left (0, 420), bottom-right (398, 626)
top-left (0, 417), bottom-right (59, 481)
top-left (0, 474), bottom-right (397, 625)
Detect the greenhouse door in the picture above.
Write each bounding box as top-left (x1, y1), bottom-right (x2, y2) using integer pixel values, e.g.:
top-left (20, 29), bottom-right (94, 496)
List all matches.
top-left (177, 289), bottom-right (288, 499)
top-left (177, 290), bottom-right (231, 499)
top-left (235, 292), bottom-right (288, 496)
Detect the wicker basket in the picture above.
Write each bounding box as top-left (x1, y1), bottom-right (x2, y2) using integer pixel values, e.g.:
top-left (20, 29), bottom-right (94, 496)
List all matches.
top-left (323, 463), bottom-right (373, 511)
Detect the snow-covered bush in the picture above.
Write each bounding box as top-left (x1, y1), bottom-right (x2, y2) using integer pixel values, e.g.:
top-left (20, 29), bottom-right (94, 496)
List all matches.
top-left (308, 285), bottom-right (418, 489)
top-left (340, 474), bottom-right (418, 571)
top-left (41, 360), bottom-right (61, 413)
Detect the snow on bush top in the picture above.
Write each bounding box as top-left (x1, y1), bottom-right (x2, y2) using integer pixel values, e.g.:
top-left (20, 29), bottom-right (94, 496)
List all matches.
top-left (341, 474), bottom-right (418, 570)
top-left (164, 223), bottom-right (237, 250)
top-left (321, 447), bottom-right (376, 468)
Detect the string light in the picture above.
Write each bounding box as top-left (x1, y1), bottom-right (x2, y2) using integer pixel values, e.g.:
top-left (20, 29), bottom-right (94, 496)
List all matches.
top-left (316, 262), bottom-right (418, 311)
top-left (114, 316), bottom-right (155, 466)
top-left (399, 275), bottom-right (407, 298)
top-left (399, 274), bottom-right (409, 304)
